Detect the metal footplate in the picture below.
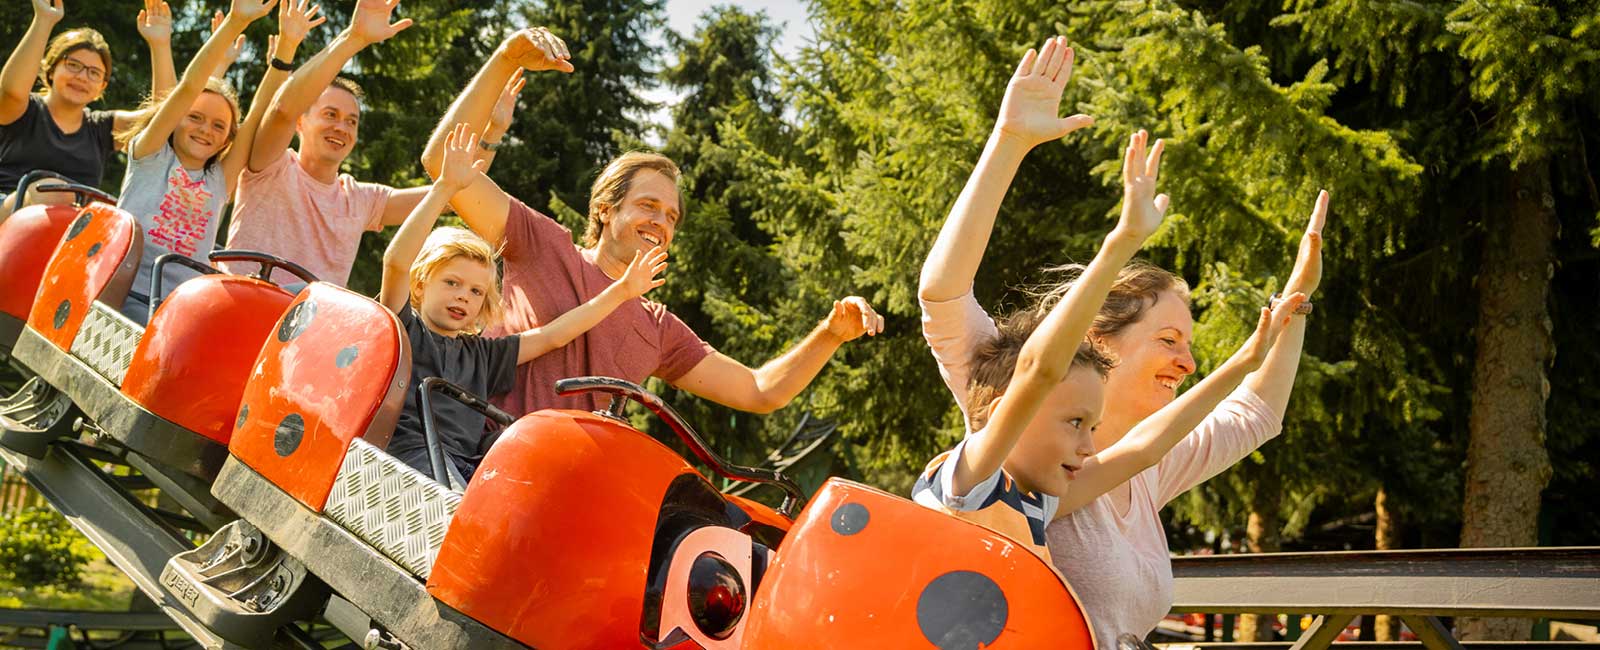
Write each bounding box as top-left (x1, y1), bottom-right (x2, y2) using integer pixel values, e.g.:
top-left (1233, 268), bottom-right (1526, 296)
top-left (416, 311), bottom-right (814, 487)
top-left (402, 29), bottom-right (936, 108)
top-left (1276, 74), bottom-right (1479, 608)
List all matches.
top-left (0, 373), bottom-right (80, 458)
top-left (213, 456), bottom-right (525, 650)
top-left (160, 519), bottom-right (331, 647)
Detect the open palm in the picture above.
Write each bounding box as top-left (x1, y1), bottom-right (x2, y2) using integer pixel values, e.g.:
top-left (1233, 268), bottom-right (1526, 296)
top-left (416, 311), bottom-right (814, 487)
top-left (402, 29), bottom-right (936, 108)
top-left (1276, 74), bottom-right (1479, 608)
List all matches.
top-left (229, 0), bottom-right (278, 21)
top-left (996, 36), bottom-right (1092, 148)
top-left (32, 0), bottom-right (64, 24)
top-left (1283, 190), bottom-right (1329, 296)
top-left (348, 0), bottom-right (412, 45)
top-left (277, 0), bottom-right (326, 48)
top-left (1118, 130), bottom-right (1169, 239)
top-left (137, 0), bottom-right (172, 44)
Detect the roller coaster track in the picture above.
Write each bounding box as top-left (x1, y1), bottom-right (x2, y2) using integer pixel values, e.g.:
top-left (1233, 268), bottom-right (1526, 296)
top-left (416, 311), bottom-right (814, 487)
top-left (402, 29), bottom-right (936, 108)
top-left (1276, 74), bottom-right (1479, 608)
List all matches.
top-left (1170, 547), bottom-right (1600, 650)
top-left (0, 438), bottom-right (336, 650)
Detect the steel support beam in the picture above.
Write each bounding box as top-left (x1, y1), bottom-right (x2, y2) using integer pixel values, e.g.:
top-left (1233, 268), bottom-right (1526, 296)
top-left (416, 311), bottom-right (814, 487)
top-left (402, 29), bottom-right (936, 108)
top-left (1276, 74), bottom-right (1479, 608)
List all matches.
top-left (0, 442), bottom-right (330, 650)
top-left (1171, 548), bottom-right (1600, 617)
top-left (0, 606), bottom-right (184, 630)
top-left (1403, 616), bottom-right (1468, 650)
top-left (123, 451), bottom-right (236, 531)
top-left (0, 442), bottom-right (228, 648)
top-left (1289, 614), bottom-right (1356, 650)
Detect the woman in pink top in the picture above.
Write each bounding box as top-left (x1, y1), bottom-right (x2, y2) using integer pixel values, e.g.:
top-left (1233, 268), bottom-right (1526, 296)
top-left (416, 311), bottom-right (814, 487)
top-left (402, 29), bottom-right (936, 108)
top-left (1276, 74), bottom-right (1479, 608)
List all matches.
top-left (918, 37), bottom-right (1328, 645)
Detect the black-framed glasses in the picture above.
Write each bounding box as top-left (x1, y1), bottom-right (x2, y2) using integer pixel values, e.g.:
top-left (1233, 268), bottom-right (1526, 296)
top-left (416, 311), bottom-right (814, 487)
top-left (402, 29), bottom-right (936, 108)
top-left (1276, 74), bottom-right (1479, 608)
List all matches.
top-left (59, 59), bottom-right (106, 83)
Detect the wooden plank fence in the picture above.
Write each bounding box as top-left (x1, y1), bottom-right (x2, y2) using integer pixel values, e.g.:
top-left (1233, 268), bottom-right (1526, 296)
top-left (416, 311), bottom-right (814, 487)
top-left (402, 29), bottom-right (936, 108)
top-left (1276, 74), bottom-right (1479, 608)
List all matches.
top-left (0, 461), bottom-right (46, 514)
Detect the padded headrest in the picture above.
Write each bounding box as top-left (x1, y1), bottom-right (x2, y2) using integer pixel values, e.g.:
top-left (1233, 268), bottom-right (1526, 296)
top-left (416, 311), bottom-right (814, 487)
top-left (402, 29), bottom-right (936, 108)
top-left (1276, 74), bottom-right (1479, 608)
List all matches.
top-left (27, 203), bottom-right (141, 350)
top-left (0, 203), bottom-right (81, 320)
top-left (226, 282), bottom-right (410, 512)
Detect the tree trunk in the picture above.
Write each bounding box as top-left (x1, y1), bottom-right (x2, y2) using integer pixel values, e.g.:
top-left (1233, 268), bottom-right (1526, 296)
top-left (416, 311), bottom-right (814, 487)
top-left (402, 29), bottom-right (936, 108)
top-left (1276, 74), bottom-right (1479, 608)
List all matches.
top-left (1375, 487), bottom-right (1399, 641)
top-left (1239, 472), bottom-right (1282, 642)
top-left (1459, 162), bottom-right (1558, 641)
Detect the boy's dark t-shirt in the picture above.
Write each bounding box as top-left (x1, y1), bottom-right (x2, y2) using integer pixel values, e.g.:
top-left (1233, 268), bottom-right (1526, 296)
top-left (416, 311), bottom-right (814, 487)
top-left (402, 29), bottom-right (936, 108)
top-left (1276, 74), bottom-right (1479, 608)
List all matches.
top-left (0, 94), bottom-right (117, 192)
top-left (390, 305), bottom-right (520, 482)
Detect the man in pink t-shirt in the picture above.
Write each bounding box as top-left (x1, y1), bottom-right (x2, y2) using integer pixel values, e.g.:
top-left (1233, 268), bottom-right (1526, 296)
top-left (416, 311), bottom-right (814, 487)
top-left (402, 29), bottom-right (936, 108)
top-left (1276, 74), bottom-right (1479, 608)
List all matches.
top-left (420, 28), bottom-right (886, 415)
top-left (225, 0), bottom-right (428, 286)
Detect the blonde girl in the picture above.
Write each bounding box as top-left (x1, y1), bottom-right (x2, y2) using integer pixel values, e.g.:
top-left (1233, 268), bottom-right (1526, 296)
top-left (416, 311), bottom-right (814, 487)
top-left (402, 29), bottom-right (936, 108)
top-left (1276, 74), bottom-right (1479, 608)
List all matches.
top-left (113, 0), bottom-right (325, 323)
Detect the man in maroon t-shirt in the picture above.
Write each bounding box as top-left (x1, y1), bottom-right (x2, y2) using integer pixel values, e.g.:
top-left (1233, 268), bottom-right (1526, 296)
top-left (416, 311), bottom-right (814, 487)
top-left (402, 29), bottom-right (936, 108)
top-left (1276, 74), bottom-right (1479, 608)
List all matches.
top-left (420, 28), bottom-right (885, 416)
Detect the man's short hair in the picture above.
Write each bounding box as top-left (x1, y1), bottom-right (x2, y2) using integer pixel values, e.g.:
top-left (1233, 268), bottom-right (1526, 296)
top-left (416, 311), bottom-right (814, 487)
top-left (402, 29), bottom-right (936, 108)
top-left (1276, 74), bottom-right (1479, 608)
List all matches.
top-left (329, 76), bottom-right (366, 106)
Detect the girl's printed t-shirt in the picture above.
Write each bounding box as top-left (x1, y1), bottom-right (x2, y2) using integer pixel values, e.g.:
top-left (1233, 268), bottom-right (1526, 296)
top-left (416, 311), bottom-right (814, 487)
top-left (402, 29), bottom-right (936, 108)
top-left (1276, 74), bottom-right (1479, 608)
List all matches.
top-left (116, 142), bottom-right (227, 323)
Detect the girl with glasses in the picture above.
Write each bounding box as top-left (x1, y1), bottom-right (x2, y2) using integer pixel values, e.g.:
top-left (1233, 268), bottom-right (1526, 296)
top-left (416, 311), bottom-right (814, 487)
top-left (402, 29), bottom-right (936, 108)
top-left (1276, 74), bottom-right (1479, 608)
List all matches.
top-left (0, 0), bottom-right (176, 219)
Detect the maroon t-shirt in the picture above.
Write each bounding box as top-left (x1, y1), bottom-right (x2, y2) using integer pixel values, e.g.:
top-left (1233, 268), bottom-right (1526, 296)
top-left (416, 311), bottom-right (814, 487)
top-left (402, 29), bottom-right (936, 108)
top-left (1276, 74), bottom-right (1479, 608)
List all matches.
top-left (490, 199), bottom-right (714, 416)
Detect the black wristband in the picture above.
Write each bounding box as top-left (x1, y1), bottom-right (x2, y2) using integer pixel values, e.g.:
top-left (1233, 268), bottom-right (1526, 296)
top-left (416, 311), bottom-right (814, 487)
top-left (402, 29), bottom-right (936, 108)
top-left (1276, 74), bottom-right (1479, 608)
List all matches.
top-left (270, 57), bottom-right (295, 72)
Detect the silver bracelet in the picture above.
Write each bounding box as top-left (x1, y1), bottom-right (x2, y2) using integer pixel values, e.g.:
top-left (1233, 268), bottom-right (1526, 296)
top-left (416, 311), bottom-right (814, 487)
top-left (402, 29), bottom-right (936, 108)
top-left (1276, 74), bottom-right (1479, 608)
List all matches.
top-left (1269, 292), bottom-right (1314, 315)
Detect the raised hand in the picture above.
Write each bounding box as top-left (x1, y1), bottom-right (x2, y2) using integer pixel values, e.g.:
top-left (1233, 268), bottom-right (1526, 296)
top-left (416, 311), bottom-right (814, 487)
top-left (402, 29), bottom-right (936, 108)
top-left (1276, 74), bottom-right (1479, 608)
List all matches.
top-left (32, 0), bottom-right (64, 25)
top-left (824, 297), bottom-right (885, 341)
top-left (210, 11), bottom-right (247, 65)
top-left (227, 0), bottom-right (278, 23)
top-left (276, 0), bottom-right (326, 53)
top-left (616, 247), bottom-right (669, 299)
top-left (995, 35), bottom-right (1094, 148)
top-left (437, 123), bottom-right (487, 191)
top-left (489, 73), bottom-right (526, 135)
top-left (1283, 190), bottom-right (1329, 297)
top-left (1236, 292), bottom-right (1308, 367)
top-left (136, 0), bottom-right (172, 45)
top-left (347, 0), bottom-right (413, 45)
top-left (1116, 130), bottom-right (1170, 241)
top-left (499, 27), bottom-right (574, 73)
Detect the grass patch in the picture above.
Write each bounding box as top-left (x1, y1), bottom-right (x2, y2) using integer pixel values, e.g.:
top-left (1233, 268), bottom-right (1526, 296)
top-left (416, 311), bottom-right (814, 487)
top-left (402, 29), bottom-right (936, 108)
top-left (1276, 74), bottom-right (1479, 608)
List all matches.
top-left (0, 554), bottom-right (134, 611)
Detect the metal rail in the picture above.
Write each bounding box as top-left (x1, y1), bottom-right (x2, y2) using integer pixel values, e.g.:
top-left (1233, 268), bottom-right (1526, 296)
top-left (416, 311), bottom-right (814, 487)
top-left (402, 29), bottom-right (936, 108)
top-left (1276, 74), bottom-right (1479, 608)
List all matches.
top-left (0, 441), bottom-right (226, 647)
top-left (1162, 645), bottom-right (1599, 650)
top-left (1169, 547), bottom-right (1600, 650)
top-left (0, 607), bottom-right (348, 650)
top-left (0, 606), bottom-right (184, 631)
top-left (0, 441), bottom-right (326, 650)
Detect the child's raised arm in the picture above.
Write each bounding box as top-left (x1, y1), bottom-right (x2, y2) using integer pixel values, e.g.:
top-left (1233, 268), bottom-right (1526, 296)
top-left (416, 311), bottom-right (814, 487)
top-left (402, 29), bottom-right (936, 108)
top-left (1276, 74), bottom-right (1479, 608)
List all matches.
top-left (0, 0), bottom-right (66, 126)
top-left (950, 131), bottom-right (1169, 497)
top-left (135, 0), bottom-right (176, 98)
top-left (378, 123), bottom-right (484, 314)
top-left (1056, 292), bottom-right (1307, 515)
top-left (128, 0), bottom-right (277, 161)
top-left (514, 246), bottom-right (667, 364)
top-left (918, 36), bottom-right (1093, 303)
top-left (205, 10), bottom-right (246, 80)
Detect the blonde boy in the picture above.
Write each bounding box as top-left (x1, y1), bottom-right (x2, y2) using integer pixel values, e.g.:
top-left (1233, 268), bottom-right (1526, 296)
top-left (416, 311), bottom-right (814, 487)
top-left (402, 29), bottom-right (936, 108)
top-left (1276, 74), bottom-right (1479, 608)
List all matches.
top-left (377, 123), bottom-right (667, 486)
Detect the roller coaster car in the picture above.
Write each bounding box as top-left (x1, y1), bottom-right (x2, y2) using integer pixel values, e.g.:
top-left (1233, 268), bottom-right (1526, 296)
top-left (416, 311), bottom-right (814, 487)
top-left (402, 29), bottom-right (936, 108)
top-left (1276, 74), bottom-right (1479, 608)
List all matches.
top-left (8, 195), bottom-right (315, 486)
top-left (190, 283), bottom-right (1097, 649)
top-left (740, 479), bottom-right (1095, 649)
top-left (0, 171), bottom-right (116, 353)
